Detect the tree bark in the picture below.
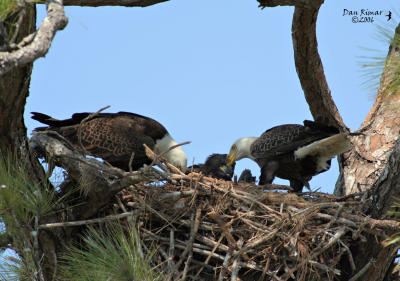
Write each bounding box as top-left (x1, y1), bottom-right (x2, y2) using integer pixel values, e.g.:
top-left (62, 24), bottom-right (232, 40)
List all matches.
top-left (291, 5), bottom-right (347, 130)
top-left (0, 4), bottom-right (43, 180)
top-left (335, 24), bottom-right (400, 195)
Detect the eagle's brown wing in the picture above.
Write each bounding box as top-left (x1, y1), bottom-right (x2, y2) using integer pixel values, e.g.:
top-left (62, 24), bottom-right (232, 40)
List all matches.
top-left (250, 124), bottom-right (333, 159)
top-left (32, 112), bottom-right (168, 170)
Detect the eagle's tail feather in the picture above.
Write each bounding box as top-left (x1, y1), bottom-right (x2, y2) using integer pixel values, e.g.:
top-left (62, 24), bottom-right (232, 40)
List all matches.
top-left (31, 112), bottom-right (86, 127)
top-left (294, 133), bottom-right (352, 160)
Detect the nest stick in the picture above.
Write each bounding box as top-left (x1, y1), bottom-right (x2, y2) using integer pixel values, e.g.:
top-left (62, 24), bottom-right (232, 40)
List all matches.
top-left (168, 229), bottom-right (175, 274)
top-left (144, 141), bottom-right (190, 175)
top-left (181, 241), bottom-right (194, 281)
top-left (343, 242), bottom-right (356, 272)
top-left (144, 144), bottom-right (170, 174)
top-left (137, 196), bottom-right (176, 230)
top-left (231, 257), bottom-right (240, 281)
top-left (38, 211), bottom-right (137, 229)
top-left (168, 208), bottom-right (201, 281)
top-left (283, 227), bottom-right (348, 279)
top-left (194, 234), bottom-right (225, 279)
top-left (218, 252), bottom-right (231, 281)
top-left (208, 210), bottom-right (237, 248)
top-left (195, 234), bottom-right (229, 252)
top-left (259, 257), bottom-right (271, 281)
top-left (348, 259), bottom-right (374, 281)
top-left (307, 260), bottom-right (341, 275)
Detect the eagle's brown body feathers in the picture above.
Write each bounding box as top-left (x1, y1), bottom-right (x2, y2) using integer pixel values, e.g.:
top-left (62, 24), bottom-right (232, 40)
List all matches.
top-left (32, 112), bottom-right (172, 171)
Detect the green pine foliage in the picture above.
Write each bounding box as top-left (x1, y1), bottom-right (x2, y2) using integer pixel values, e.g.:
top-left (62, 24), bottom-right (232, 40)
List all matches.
top-left (0, 0), bottom-right (19, 22)
top-left (358, 11), bottom-right (400, 96)
top-left (0, 154), bottom-right (42, 279)
top-left (0, 0), bottom-right (21, 43)
top-left (383, 198), bottom-right (400, 248)
top-left (0, 153), bottom-right (71, 280)
top-left (59, 223), bottom-right (162, 281)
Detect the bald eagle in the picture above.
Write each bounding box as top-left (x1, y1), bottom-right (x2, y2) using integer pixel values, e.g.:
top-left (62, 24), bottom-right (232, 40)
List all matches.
top-left (31, 111), bottom-right (188, 172)
top-left (187, 153), bottom-right (235, 180)
top-left (225, 120), bottom-right (353, 192)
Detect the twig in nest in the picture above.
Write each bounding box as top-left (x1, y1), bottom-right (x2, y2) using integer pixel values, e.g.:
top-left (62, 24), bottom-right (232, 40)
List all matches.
top-left (116, 196), bottom-right (128, 213)
top-left (259, 257), bottom-right (271, 281)
top-left (231, 256), bottom-right (240, 281)
top-left (307, 259), bottom-right (341, 275)
top-left (38, 211), bottom-right (137, 229)
top-left (260, 183), bottom-right (293, 191)
top-left (136, 195), bottom-right (176, 230)
top-left (167, 207), bottom-right (201, 281)
top-left (231, 239), bottom-right (244, 281)
top-left (348, 259), bottom-right (375, 281)
top-left (218, 252), bottom-right (232, 281)
top-left (283, 227), bottom-right (348, 279)
top-left (168, 229), bottom-right (175, 274)
top-left (324, 203), bottom-right (344, 230)
top-left (194, 234), bottom-right (225, 279)
top-left (208, 210), bottom-right (237, 248)
top-left (144, 141), bottom-right (191, 175)
top-left (143, 144), bottom-right (170, 174)
top-left (342, 242), bottom-right (356, 272)
top-left (77, 105), bottom-right (110, 155)
top-left (352, 216), bottom-right (370, 240)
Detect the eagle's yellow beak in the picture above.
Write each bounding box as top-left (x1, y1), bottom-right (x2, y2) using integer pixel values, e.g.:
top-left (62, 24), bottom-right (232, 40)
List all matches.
top-left (226, 146), bottom-right (237, 167)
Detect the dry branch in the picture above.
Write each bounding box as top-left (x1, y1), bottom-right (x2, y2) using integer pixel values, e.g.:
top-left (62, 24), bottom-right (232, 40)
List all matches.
top-left (38, 211), bottom-right (138, 229)
top-left (0, 0), bottom-right (68, 76)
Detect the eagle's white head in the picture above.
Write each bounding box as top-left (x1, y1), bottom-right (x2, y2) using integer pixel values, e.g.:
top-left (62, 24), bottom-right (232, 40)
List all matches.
top-left (155, 134), bottom-right (188, 172)
top-left (226, 137), bottom-right (258, 167)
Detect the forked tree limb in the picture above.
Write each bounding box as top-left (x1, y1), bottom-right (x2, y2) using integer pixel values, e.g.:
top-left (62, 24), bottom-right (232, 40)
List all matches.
top-left (291, 5), bottom-right (347, 130)
top-left (258, 0), bottom-right (347, 130)
top-left (0, 0), bottom-right (68, 76)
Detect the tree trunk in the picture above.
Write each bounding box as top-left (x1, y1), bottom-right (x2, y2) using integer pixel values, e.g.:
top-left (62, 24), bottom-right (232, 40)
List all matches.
top-left (0, 3), bottom-right (37, 168)
top-left (335, 24), bottom-right (400, 195)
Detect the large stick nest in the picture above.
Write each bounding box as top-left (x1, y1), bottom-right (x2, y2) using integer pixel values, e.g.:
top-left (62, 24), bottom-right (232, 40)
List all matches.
top-left (112, 174), bottom-right (386, 281)
top-left (110, 170), bottom-right (397, 281)
top-left (30, 132), bottom-right (400, 281)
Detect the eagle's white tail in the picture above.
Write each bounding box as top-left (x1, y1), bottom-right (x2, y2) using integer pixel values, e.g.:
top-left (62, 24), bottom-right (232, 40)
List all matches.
top-left (294, 133), bottom-right (352, 172)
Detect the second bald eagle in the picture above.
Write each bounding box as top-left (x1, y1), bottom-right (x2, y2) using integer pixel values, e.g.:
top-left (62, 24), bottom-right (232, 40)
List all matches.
top-left (31, 111), bottom-right (188, 172)
top-left (225, 120), bottom-right (353, 192)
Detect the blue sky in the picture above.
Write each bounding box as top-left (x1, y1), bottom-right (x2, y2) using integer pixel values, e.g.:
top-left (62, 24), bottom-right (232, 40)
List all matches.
top-left (25, 0), bottom-right (398, 194)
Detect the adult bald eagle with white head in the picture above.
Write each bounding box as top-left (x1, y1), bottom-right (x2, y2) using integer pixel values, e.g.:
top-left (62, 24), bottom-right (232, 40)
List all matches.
top-left (31, 111), bottom-right (188, 172)
top-left (225, 120), bottom-right (354, 192)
